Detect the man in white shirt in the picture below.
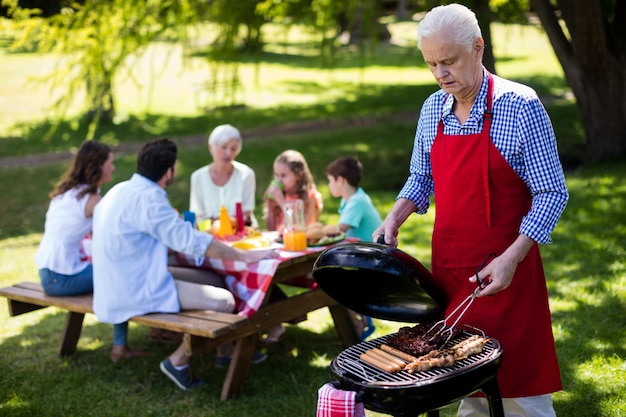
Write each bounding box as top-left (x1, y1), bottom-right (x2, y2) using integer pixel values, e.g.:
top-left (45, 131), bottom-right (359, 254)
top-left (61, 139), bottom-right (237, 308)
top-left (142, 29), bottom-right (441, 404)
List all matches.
top-left (92, 138), bottom-right (277, 390)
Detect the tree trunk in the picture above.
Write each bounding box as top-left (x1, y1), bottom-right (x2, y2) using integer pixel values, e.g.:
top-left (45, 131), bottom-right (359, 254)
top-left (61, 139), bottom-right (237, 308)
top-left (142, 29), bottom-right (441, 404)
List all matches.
top-left (395, 0), bottom-right (410, 21)
top-left (348, 2), bottom-right (391, 45)
top-left (470, 0), bottom-right (497, 74)
top-left (530, 0), bottom-right (626, 163)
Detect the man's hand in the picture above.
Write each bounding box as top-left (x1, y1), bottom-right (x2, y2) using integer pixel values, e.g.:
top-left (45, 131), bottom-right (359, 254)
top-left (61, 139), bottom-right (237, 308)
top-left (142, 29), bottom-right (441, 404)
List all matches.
top-left (372, 198), bottom-right (416, 247)
top-left (469, 235), bottom-right (535, 297)
top-left (470, 254), bottom-right (518, 296)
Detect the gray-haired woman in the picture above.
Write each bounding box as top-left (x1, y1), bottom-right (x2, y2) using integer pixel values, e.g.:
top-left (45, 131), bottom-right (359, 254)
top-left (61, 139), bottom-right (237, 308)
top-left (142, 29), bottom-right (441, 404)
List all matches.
top-left (189, 124), bottom-right (258, 228)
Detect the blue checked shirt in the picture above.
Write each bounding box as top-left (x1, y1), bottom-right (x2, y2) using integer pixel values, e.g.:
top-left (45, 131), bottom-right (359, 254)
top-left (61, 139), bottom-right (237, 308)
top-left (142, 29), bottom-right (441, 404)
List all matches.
top-left (398, 71), bottom-right (568, 244)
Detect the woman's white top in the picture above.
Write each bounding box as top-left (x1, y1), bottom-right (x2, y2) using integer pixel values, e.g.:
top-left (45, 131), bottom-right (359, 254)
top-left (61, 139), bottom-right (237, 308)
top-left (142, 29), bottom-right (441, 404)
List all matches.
top-left (35, 186), bottom-right (92, 274)
top-left (189, 160), bottom-right (258, 226)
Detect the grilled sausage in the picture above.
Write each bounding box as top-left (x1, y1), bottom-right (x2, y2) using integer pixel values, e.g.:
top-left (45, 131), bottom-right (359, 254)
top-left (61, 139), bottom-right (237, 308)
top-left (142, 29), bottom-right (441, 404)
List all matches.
top-left (380, 344), bottom-right (418, 362)
top-left (368, 348), bottom-right (408, 367)
top-left (360, 351), bottom-right (401, 373)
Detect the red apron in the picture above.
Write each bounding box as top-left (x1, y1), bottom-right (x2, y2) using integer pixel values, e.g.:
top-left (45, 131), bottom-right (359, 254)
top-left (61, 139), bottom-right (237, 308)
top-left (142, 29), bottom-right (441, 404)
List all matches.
top-left (430, 74), bottom-right (562, 398)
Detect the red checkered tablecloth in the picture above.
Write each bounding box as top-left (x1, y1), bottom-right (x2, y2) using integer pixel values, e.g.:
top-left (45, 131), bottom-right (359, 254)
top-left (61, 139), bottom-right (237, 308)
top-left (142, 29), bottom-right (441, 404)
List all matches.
top-left (173, 246), bottom-right (329, 318)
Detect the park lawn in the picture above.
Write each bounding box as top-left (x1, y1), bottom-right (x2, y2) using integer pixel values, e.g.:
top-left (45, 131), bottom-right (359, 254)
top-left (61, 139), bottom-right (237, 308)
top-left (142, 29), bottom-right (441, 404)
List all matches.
top-left (1, 18), bottom-right (623, 417)
top-left (1, 125), bottom-right (624, 417)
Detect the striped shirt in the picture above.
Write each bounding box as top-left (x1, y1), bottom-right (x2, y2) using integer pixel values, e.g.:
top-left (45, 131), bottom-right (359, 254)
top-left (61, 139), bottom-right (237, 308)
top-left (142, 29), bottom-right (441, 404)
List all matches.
top-left (398, 71), bottom-right (568, 244)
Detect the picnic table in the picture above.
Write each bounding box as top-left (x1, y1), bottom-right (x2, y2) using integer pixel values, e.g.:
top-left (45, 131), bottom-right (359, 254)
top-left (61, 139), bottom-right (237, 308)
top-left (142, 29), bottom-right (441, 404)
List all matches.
top-left (170, 233), bottom-right (360, 398)
top-left (171, 232), bottom-right (345, 317)
top-left (0, 233), bottom-right (359, 400)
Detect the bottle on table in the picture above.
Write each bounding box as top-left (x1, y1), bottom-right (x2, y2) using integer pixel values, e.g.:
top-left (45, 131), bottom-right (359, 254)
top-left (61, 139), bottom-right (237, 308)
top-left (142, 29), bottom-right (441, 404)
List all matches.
top-left (218, 205), bottom-right (233, 237)
top-left (235, 202), bottom-right (245, 233)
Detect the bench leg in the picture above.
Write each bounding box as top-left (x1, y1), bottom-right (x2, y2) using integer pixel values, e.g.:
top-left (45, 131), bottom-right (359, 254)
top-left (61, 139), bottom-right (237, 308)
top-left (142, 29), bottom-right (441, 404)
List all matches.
top-left (328, 304), bottom-right (359, 348)
top-left (57, 311), bottom-right (85, 357)
top-left (220, 333), bottom-right (257, 401)
top-left (7, 299), bottom-right (47, 316)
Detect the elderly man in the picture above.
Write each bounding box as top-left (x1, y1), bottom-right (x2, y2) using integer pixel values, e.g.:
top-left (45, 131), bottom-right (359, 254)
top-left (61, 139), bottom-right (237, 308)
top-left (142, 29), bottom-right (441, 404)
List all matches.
top-left (374, 4), bottom-right (568, 416)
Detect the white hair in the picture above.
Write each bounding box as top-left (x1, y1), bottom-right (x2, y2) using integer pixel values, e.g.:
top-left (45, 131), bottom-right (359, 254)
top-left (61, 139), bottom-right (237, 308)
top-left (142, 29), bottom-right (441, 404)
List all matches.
top-left (208, 124), bottom-right (242, 150)
top-left (417, 3), bottom-right (482, 53)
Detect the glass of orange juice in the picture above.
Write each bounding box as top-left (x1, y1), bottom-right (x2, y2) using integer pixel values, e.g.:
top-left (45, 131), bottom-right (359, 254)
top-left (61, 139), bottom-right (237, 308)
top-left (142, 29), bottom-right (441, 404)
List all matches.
top-left (283, 199), bottom-right (307, 251)
top-left (284, 229), bottom-right (307, 251)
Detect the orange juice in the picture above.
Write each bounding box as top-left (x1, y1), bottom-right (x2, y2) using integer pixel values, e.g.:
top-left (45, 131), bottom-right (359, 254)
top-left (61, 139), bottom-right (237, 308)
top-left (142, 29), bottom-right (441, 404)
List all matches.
top-left (283, 229), bottom-right (307, 251)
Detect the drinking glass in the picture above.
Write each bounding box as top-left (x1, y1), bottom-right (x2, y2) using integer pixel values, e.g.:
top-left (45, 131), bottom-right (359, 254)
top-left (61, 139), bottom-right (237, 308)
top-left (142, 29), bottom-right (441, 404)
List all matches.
top-left (283, 199), bottom-right (306, 251)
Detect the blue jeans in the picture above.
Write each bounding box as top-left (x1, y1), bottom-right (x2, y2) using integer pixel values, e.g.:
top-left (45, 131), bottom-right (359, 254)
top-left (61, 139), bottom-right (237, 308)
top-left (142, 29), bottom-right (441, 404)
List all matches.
top-left (113, 321), bottom-right (129, 346)
top-left (39, 267), bottom-right (127, 346)
top-left (39, 266), bottom-right (93, 296)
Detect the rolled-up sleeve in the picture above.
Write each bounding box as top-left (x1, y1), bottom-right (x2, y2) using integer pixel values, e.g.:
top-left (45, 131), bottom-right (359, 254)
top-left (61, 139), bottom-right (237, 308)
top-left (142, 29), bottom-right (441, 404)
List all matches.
top-left (396, 76), bottom-right (568, 244)
top-left (516, 98), bottom-right (569, 244)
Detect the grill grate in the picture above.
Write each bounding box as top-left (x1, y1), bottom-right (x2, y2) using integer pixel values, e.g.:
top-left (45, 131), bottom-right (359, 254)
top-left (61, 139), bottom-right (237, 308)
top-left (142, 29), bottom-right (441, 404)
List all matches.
top-left (333, 331), bottom-right (501, 387)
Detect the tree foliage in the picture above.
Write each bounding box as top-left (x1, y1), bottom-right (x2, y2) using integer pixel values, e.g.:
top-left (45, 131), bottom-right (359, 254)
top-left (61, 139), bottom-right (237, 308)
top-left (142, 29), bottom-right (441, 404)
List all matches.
top-left (4, 0), bottom-right (199, 139)
top-left (3, 0), bottom-right (625, 162)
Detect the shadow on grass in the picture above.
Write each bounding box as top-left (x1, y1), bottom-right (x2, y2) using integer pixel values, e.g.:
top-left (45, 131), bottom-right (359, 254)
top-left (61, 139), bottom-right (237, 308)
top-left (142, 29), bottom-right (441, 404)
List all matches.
top-left (540, 161), bottom-right (626, 415)
top-left (0, 82), bottom-right (433, 158)
top-left (544, 161), bottom-right (626, 283)
top-left (194, 41), bottom-right (424, 70)
top-left (194, 37), bottom-right (531, 72)
top-left (0, 75), bottom-right (580, 160)
top-left (0, 308), bottom-right (344, 417)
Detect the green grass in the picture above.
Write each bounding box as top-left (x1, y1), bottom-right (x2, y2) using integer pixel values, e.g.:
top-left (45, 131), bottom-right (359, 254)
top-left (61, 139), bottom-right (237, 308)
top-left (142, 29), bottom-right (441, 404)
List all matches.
top-left (1, 130), bottom-right (624, 417)
top-left (1, 19), bottom-right (623, 417)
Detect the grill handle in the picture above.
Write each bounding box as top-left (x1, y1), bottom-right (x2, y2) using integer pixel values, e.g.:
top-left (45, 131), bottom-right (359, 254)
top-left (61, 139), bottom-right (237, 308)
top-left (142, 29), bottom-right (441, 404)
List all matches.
top-left (330, 381), bottom-right (365, 403)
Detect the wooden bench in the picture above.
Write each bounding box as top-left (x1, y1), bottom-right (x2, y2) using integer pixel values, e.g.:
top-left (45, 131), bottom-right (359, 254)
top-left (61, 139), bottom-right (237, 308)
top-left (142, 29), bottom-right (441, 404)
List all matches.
top-left (0, 280), bottom-right (357, 400)
top-left (0, 281), bottom-right (248, 357)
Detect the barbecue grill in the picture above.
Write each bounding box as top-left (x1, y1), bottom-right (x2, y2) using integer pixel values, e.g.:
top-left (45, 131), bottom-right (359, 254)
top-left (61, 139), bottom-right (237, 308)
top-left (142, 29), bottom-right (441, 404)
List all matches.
top-left (312, 241), bottom-right (505, 417)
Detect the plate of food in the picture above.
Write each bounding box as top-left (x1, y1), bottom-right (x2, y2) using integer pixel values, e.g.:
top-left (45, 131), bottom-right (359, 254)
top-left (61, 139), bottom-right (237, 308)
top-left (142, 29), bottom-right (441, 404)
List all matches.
top-left (307, 232), bottom-right (346, 247)
top-left (230, 234), bottom-right (282, 251)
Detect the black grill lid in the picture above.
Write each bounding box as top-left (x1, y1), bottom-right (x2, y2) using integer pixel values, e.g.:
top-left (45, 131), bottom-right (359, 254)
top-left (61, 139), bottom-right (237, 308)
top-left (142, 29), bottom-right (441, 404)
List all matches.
top-left (312, 241), bottom-right (444, 323)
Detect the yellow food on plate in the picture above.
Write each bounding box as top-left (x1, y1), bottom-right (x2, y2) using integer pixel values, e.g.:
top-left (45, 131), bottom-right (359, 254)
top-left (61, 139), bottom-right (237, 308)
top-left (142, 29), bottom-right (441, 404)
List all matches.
top-left (231, 235), bottom-right (271, 250)
top-left (197, 218), bottom-right (213, 232)
top-left (244, 226), bottom-right (262, 237)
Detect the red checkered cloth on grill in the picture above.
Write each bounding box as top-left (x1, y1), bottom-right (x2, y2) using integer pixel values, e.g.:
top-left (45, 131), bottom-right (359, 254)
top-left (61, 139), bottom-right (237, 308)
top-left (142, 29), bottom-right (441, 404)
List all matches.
top-left (173, 247), bottom-right (326, 318)
top-left (316, 382), bottom-right (365, 417)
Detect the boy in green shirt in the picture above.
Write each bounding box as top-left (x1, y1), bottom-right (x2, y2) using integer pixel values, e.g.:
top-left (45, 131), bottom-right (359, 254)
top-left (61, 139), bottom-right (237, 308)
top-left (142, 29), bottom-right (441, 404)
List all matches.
top-left (325, 156), bottom-right (382, 242)
top-left (325, 156), bottom-right (382, 340)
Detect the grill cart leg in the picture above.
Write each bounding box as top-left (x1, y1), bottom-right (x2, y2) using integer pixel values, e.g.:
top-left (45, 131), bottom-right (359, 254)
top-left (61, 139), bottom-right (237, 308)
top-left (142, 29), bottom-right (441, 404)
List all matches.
top-left (481, 376), bottom-right (504, 417)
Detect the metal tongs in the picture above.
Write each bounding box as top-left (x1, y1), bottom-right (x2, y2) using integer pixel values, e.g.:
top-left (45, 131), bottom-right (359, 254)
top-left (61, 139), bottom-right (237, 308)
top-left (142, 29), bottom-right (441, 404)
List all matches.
top-left (424, 253), bottom-right (497, 346)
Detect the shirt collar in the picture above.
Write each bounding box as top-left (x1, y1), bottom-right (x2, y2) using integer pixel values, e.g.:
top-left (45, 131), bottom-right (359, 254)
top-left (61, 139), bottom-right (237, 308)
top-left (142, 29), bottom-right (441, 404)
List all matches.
top-left (130, 173), bottom-right (167, 196)
top-left (441, 69), bottom-right (490, 127)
